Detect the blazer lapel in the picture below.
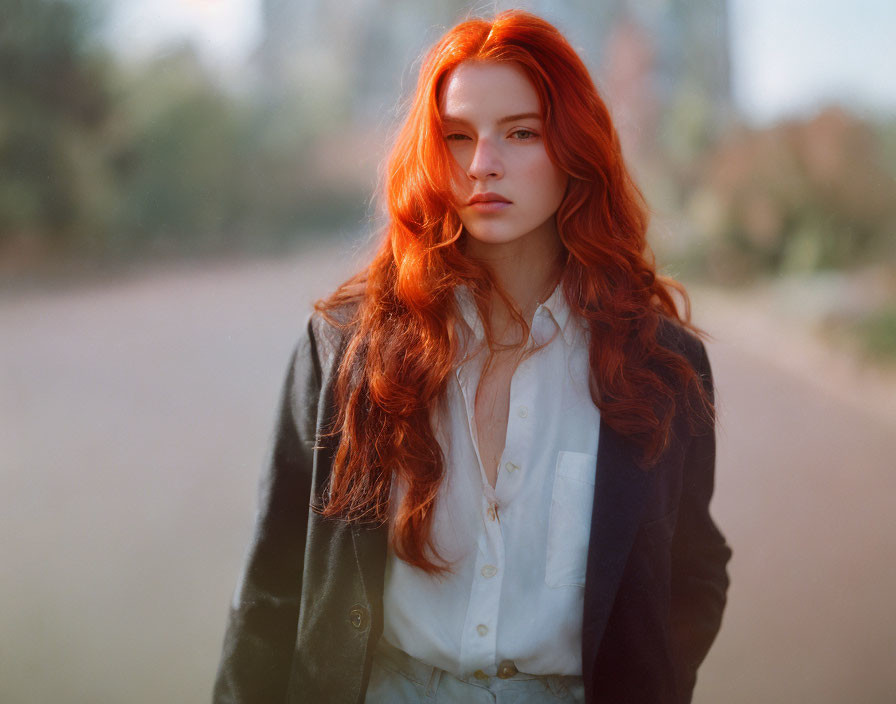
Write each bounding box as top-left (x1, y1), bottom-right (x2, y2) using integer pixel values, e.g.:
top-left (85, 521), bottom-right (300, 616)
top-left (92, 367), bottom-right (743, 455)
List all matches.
top-left (581, 416), bottom-right (652, 681)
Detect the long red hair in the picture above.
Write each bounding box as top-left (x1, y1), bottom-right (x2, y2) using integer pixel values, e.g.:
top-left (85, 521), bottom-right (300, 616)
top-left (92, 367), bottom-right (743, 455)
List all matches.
top-left (315, 10), bottom-right (712, 573)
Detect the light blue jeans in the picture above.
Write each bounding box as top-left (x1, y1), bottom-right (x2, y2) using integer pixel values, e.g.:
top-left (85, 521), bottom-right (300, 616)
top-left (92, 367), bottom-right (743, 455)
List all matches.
top-left (364, 639), bottom-right (586, 704)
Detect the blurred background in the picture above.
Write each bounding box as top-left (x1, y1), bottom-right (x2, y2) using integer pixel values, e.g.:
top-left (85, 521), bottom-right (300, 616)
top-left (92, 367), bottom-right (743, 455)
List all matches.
top-left (1, 1), bottom-right (894, 702)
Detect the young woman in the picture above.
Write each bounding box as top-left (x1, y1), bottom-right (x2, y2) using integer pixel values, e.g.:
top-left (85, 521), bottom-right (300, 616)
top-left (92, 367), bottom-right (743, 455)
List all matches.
top-left (214, 10), bottom-right (731, 704)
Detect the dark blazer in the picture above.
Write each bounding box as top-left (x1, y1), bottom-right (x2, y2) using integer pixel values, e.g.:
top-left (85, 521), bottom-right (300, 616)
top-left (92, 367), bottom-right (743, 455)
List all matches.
top-left (213, 306), bottom-right (732, 704)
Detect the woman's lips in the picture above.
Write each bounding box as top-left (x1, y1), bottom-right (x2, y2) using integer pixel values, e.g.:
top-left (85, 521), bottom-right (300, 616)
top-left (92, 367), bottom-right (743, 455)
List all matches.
top-left (469, 200), bottom-right (511, 213)
top-left (467, 193), bottom-right (512, 213)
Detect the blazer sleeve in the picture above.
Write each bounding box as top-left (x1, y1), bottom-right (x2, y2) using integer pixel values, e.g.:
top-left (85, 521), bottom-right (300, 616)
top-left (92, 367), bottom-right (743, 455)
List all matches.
top-left (670, 340), bottom-right (732, 703)
top-left (213, 315), bottom-right (322, 703)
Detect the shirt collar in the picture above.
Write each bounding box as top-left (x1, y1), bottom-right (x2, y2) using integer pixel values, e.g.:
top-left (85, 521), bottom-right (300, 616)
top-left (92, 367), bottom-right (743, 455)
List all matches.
top-left (453, 281), bottom-right (578, 349)
top-left (454, 284), bottom-right (483, 346)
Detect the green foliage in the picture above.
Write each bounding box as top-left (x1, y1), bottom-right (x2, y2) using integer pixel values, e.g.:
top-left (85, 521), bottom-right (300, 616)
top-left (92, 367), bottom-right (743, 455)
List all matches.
top-left (854, 305), bottom-right (896, 362)
top-left (0, 0), bottom-right (116, 253)
top-left (109, 50), bottom-right (251, 248)
top-left (875, 119), bottom-right (896, 181)
top-left (0, 0), bottom-right (108, 125)
top-left (681, 107), bottom-right (896, 283)
top-left (0, 0), bottom-right (366, 270)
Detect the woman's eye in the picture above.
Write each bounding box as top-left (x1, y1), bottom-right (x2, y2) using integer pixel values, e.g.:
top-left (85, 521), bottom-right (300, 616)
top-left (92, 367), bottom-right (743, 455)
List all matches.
top-left (445, 133), bottom-right (471, 142)
top-left (510, 129), bottom-right (536, 140)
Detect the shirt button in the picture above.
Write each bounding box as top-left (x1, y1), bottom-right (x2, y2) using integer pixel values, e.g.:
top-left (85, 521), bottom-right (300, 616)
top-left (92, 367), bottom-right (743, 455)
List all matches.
top-left (473, 670), bottom-right (489, 681)
top-left (476, 624), bottom-right (489, 636)
top-left (486, 505), bottom-right (497, 521)
top-left (517, 406), bottom-right (528, 418)
top-left (504, 461), bottom-right (519, 472)
top-left (481, 564), bottom-right (497, 578)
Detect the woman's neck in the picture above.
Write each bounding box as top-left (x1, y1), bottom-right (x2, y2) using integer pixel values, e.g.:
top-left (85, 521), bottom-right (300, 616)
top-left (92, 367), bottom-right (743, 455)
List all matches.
top-left (465, 225), bottom-right (564, 342)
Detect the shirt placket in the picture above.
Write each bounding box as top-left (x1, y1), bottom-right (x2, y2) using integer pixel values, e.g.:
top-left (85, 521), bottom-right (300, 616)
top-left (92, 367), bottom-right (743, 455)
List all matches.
top-left (496, 308), bottom-right (551, 506)
top-left (452, 301), bottom-right (559, 675)
top-left (454, 351), bottom-right (505, 673)
top-left (494, 357), bottom-right (535, 508)
top-left (459, 484), bottom-right (505, 673)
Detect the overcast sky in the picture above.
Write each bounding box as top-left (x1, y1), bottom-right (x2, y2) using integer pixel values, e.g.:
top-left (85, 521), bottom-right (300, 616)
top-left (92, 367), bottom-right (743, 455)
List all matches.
top-left (104, 0), bottom-right (896, 125)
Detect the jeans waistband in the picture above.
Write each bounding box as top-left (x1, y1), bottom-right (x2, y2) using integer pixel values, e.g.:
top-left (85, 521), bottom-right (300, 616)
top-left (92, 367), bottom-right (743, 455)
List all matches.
top-left (373, 637), bottom-right (580, 688)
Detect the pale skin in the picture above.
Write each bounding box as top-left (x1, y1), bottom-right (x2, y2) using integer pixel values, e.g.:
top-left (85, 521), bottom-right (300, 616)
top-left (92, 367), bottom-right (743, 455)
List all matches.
top-left (440, 60), bottom-right (569, 488)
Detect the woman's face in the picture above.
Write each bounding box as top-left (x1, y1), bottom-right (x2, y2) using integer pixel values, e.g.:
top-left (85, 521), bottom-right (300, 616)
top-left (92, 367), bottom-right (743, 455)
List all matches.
top-left (439, 60), bottom-right (568, 252)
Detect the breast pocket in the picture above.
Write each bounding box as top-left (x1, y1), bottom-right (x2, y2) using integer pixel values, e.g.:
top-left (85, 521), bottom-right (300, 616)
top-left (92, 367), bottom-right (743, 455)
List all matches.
top-left (545, 451), bottom-right (597, 588)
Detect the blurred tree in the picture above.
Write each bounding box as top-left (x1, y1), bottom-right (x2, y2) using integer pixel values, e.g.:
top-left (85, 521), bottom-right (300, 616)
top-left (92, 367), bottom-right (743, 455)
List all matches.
top-left (109, 47), bottom-right (255, 252)
top-left (0, 0), bottom-right (367, 273)
top-left (109, 47), bottom-right (367, 256)
top-left (683, 107), bottom-right (896, 282)
top-left (0, 0), bottom-right (117, 260)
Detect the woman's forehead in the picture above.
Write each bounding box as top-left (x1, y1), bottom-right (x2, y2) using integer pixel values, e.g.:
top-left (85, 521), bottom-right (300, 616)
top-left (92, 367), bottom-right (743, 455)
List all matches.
top-left (438, 61), bottom-right (542, 123)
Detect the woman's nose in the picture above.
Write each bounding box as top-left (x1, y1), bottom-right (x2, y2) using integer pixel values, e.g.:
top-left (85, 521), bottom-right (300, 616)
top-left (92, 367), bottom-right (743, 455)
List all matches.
top-left (467, 139), bottom-right (503, 181)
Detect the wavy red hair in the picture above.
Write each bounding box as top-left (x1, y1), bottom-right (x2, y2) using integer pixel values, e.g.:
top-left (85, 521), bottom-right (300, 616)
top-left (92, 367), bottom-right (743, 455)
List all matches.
top-left (315, 10), bottom-right (712, 573)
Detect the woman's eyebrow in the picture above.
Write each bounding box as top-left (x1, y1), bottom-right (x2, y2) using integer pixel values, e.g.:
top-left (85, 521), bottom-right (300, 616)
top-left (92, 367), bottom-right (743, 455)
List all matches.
top-left (441, 112), bottom-right (542, 125)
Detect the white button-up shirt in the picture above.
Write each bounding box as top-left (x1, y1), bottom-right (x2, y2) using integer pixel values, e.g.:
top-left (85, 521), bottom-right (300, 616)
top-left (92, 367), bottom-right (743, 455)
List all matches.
top-left (381, 282), bottom-right (601, 677)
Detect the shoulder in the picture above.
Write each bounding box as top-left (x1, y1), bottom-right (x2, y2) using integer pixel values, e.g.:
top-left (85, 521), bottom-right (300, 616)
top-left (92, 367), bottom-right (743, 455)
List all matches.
top-left (308, 301), bottom-right (358, 348)
top-left (281, 300), bottom-right (362, 425)
top-left (655, 314), bottom-right (709, 374)
top-left (295, 298), bottom-right (363, 377)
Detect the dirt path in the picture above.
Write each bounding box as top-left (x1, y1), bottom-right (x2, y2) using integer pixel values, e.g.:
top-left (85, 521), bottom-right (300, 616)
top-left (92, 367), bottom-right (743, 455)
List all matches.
top-left (1, 244), bottom-right (893, 703)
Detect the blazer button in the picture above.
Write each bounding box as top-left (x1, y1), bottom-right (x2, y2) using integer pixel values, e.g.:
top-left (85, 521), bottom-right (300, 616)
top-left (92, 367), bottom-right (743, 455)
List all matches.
top-left (496, 660), bottom-right (518, 679)
top-left (349, 604), bottom-right (369, 631)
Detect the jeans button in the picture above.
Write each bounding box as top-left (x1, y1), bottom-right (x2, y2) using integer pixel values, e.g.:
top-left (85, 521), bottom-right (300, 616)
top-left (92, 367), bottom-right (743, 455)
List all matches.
top-left (496, 660), bottom-right (518, 679)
